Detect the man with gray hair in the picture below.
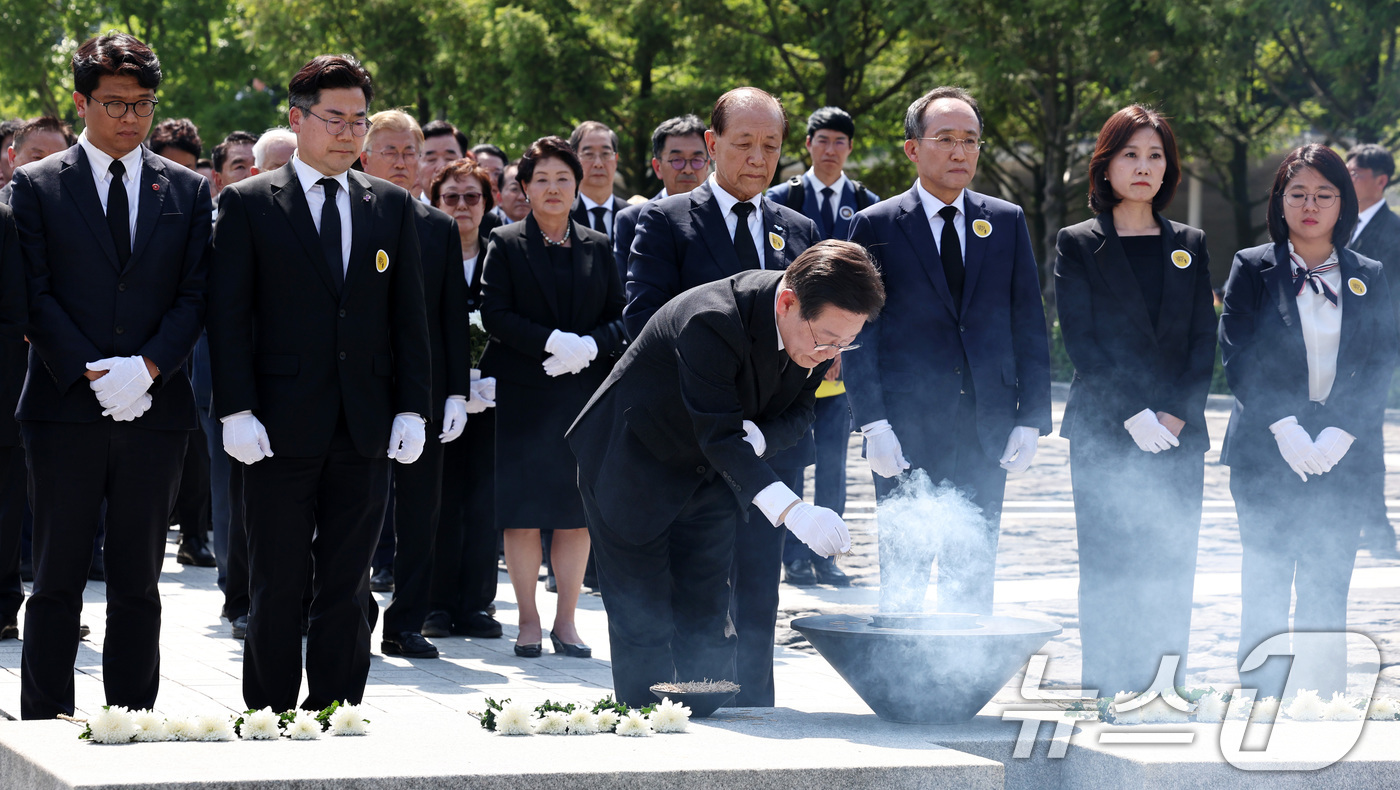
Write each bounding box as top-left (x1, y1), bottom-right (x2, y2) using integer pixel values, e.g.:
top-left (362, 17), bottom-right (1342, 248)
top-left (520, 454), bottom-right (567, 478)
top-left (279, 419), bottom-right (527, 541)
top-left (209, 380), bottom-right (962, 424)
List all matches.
top-left (569, 120), bottom-right (621, 241)
top-left (251, 127), bottom-right (296, 174)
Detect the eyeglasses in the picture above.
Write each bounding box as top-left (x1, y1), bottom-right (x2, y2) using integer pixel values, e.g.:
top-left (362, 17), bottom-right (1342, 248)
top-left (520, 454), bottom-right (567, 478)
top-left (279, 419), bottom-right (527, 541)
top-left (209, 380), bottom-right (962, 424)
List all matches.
top-left (666, 157), bottom-right (708, 171)
top-left (439, 192), bottom-right (483, 207)
top-left (916, 136), bottom-right (985, 152)
top-left (84, 94), bottom-right (158, 119)
top-left (807, 319), bottom-right (861, 353)
top-left (579, 150), bottom-right (616, 162)
top-left (372, 148), bottom-right (418, 162)
top-left (1283, 191), bottom-right (1338, 208)
top-left (304, 110), bottom-right (369, 137)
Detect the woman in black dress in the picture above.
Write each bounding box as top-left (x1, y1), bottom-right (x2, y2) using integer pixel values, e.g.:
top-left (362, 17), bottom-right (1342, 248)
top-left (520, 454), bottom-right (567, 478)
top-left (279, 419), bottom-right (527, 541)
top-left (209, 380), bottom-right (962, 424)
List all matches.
top-left (1054, 105), bottom-right (1216, 697)
top-left (480, 137), bottom-right (626, 658)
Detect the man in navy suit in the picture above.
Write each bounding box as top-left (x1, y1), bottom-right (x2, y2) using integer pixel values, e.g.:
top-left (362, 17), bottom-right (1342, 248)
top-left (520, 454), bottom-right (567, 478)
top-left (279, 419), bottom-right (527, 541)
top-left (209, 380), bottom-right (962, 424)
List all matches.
top-left (10, 33), bottom-right (212, 718)
top-left (612, 115), bottom-right (709, 285)
top-left (569, 121), bottom-right (622, 242)
top-left (845, 86), bottom-right (1051, 616)
top-left (625, 87), bottom-right (818, 707)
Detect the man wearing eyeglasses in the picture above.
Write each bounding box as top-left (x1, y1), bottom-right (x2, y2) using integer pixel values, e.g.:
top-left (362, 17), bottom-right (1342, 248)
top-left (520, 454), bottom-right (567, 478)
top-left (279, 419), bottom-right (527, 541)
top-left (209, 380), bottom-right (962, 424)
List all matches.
top-left (844, 86), bottom-right (1051, 616)
top-left (207, 54), bottom-right (431, 713)
top-left (569, 121), bottom-right (622, 241)
top-left (611, 115), bottom-right (710, 285)
top-left (8, 33), bottom-right (211, 719)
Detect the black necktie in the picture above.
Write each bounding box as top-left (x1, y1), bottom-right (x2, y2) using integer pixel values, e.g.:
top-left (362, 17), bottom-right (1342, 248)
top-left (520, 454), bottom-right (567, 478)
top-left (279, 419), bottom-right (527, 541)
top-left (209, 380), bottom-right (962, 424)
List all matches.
top-left (318, 178), bottom-right (345, 292)
top-left (821, 187), bottom-right (836, 239)
top-left (590, 206), bottom-right (609, 239)
top-left (732, 202), bottom-right (761, 270)
top-left (107, 161), bottom-right (131, 266)
top-left (938, 205), bottom-right (964, 308)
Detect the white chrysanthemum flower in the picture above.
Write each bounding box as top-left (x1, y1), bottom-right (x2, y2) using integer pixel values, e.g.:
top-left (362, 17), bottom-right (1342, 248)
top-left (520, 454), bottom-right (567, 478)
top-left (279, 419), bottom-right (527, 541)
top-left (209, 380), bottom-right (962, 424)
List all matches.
top-left (1107, 693), bottom-right (1142, 725)
top-left (196, 713), bottom-right (236, 741)
top-left (615, 711), bottom-right (652, 737)
top-left (164, 715), bottom-right (198, 742)
top-left (533, 710), bottom-right (569, 735)
top-left (647, 699), bottom-right (691, 733)
top-left (496, 702), bottom-right (535, 735)
top-left (566, 709), bottom-right (598, 735)
top-left (328, 704), bottom-right (368, 736)
top-left (1286, 690), bottom-right (1326, 721)
top-left (1251, 696), bottom-right (1280, 723)
top-left (240, 708), bottom-right (281, 740)
top-left (87, 706), bottom-right (138, 744)
top-left (1138, 699), bottom-right (1191, 724)
top-left (131, 709), bottom-right (167, 742)
top-left (595, 709), bottom-right (620, 733)
top-left (285, 711), bottom-right (322, 740)
top-left (1322, 692), bottom-right (1363, 721)
top-left (1368, 696), bottom-right (1400, 721)
top-left (1193, 693), bottom-right (1228, 723)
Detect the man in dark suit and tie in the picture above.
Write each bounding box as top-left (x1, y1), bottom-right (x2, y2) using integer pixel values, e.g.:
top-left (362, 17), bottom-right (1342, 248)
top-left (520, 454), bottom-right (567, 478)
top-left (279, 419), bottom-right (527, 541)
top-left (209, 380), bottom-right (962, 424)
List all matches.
top-left (570, 121), bottom-right (622, 241)
top-left (612, 115), bottom-right (709, 284)
top-left (207, 54), bottom-right (432, 713)
top-left (9, 33), bottom-right (212, 719)
top-left (0, 204), bottom-right (29, 643)
top-left (845, 86), bottom-right (1052, 616)
top-left (569, 241), bottom-right (883, 706)
top-left (625, 87), bottom-right (819, 707)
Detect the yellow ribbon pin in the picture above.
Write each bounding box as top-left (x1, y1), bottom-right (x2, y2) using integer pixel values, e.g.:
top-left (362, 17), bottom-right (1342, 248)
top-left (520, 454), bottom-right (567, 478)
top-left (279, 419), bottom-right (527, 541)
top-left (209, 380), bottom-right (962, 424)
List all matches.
top-left (768, 232), bottom-right (785, 251)
top-left (971, 219), bottom-right (992, 238)
top-left (1171, 250), bottom-right (1192, 269)
top-left (1349, 277), bottom-right (1366, 296)
top-left (376, 250), bottom-right (389, 273)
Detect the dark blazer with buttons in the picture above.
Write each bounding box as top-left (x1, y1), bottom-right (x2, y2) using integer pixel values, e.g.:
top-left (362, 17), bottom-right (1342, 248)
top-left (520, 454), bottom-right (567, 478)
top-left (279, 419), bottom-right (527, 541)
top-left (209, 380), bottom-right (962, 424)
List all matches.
top-left (1219, 242), bottom-right (1397, 474)
top-left (1350, 203), bottom-right (1400, 321)
top-left (9, 144), bottom-right (210, 431)
top-left (206, 163), bottom-right (431, 459)
top-left (612, 190), bottom-right (662, 287)
top-left (0, 203), bottom-right (28, 446)
top-left (766, 173), bottom-right (880, 241)
top-left (843, 184), bottom-right (1052, 461)
top-left (568, 269), bottom-right (830, 543)
top-left (1054, 214), bottom-right (1217, 454)
top-left (412, 200), bottom-right (472, 418)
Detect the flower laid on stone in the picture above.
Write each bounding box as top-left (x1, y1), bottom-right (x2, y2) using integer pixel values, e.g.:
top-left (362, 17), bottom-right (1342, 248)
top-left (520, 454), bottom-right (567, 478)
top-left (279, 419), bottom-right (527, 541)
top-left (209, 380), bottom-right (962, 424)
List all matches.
top-left (595, 709), bottom-right (621, 733)
top-left (165, 716), bottom-right (198, 742)
top-left (83, 706), bottom-right (138, 744)
top-left (132, 709), bottom-right (167, 742)
top-left (615, 711), bottom-right (653, 737)
top-left (647, 699), bottom-right (691, 733)
top-left (533, 711), bottom-right (570, 735)
top-left (1251, 697), bottom-right (1280, 723)
top-left (1193, 692), bottom-right (1228, 723)
top-left (1285, 689), bottom-right (1326, 721)
top-left (566, 709), bottom-right (599, 735)
top-left (285, 711), bottom-right (323, 740)
top-left (497, 702), bottom-right (536, 736)
top-left (196, 713), bottom-right (237, 742)
top-left (1322, 692), bottom-right (1364, 721)
top-left (327, 704), bottom-right (369, 736)
top-left (1368, 697), bottom-right (1400, 721)
top-left (474, 694), bottom-right (696, 736)
top-left (240, 708), bottom-right (282, 740)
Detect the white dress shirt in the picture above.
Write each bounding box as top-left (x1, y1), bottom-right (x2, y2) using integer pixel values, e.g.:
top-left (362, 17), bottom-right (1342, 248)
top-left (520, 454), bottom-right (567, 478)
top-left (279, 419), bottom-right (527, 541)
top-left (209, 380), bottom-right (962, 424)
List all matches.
top-left (77, 131), bottom-right (142, 247)
top-left (1290, 242), bottom-right (1343, 403)
top-left (1352, 199), bottom-right (1387, 244)
top-left (463, 254), bottom-right (479, 287)
top-left (579, 192), bottom-right (616, 236)
top-left (707, 174), bottom-right (766, 268)
top-left (753, 279), bottom-right (811, 523)
top-left (915, 179), bottom-right (966, 259)
top-left (806, 168), bottom-right (850, 213)
top-left (291, 154), bottom-right (352, 275)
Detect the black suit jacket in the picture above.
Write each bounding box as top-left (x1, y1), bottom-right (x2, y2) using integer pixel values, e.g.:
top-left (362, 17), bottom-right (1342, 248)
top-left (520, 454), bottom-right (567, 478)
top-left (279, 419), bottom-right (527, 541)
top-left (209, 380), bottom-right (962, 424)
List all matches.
top-left (10, 144), bottom-right (210, 430)
top-left (612, 191), bottom-right (662, 287)
top-left (0, 204), bottom-right (28, 446)
top-left (1219, 242), bottom-right (1398, 473)
top-left (568, 269), bottom-right (829, 542)
top-left (1054, 215), bottom-right (1217, 453)
top-left (207, 163), bottom-right (431, 458)
top-left (1350, 203), bottom-right (1400, 321)
top-left (412, 200), bottom-right (471, 417)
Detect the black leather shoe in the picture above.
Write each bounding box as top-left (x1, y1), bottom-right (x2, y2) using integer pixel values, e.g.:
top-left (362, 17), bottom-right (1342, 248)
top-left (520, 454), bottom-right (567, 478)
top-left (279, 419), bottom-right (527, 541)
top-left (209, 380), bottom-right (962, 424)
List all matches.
top-left (176, 534), bottom-right (216, 567)
top-left (87, 553), bottom-right (105, 582)
top-left (369, 568), bottom-right (395, 593)
top-left (0, 618), bottom-right (17, 641)
top-left (382, 631), bottom-right (439, 659)
top-left (783, 558), bottom-right (817, 586)
top-left (421, 610), bottom-right (452, 638)
top-left (231, 615), bottom-right (248, 639)
top-left (545, 573), bottom-right (557, 593)
top-left (457, 610), bottom-right (502, 638)
top-left (812, 558), bottom-right (852, 587)
top-left (514, 642), bottom-right (542, 658)
top-left (550, 632), bottom-right (592, 658)
top-left (79, 623), bottom-right (90, 639)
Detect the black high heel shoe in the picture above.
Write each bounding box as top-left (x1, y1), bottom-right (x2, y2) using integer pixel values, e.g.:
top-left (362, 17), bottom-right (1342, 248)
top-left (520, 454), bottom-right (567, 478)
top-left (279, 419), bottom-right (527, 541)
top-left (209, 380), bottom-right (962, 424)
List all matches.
top-left (550, 632), bottom-right (592, 658)
top-left (514, 642), bottom-right (542, 658)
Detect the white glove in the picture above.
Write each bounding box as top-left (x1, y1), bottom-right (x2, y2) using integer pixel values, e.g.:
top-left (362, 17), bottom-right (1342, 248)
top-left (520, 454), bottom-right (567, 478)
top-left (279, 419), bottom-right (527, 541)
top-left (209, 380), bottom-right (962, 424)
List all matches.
top-left (87, 356), bottom-right (154, 412)
top-left (1313, 426), bottom-right (1355, 473)
top-left (221, 412), bottom-right (274, 465)
top-left (1269, 416), bottom-right (1327, 482)
top-left (543, 329), bottom-right (597, 374)
top-left (106, 392), bottom-right (152, 422)
top-left (440, 396), bottom-right (468, 442)
top-left (466, 371), bottom-right (495, 413)
top-left (999, 426), bottom-right (1040, 473)
top-left (784, 502), bottom-right (851, 557)
top-left (1124, 408), bottom-right (1180, 453)
top-left (861, 420), bottom-right (911, 478)
top-left (388, 413), bottom-right (427, 463)
top-left (741, 419), bottom-right (766, 457)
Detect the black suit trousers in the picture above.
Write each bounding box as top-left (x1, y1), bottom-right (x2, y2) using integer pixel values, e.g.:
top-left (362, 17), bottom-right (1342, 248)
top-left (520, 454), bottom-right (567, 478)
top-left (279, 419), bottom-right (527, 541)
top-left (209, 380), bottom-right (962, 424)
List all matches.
top-left (222, 463), bottom-right (249, 620)
top-left (0, 445), bottom-right (26, 622)
top-left (583, 477), bottom-right (737, 708)
top-left (20, 420), bottom-right (186, 719)
top-left (384, 422), bottom-right (444, 634)
top-left (241, 421), bottom-right (390, 712)
top-left (729, 463), bottom-right (803, 707)
top-left (432, 412), bottom-right (497, 618)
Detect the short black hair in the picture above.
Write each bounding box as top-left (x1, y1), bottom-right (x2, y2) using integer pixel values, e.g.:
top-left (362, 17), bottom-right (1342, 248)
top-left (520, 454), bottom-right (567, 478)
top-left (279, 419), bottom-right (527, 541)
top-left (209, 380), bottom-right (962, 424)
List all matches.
top-left (0, 119), bottom-right (23, 149)
top-left (650, 115), bottom-right (707, 159)
top-left (904, 86), bottom-right (982, 140)
top-left (148, 117), bottom-right (202, 160)
top-left (516, 136), bottom-right (584, 190)
top-left (1346, 143), bottom-right (1395, 181)
top-left (422, 120), bottom-right (467, 154)
top-left (785, 239), bottom-right (885, 322)
top-left (1087, 104), bottom-right (1180, 215)
top-left (73, 32), bottom-right (162, 97)
top-left (470, 143), bottom-right (508, 165)
top-left (806, 107), bottom-right (855, 141)
top-left (212, 130), bottom-right (258, 172)
top-left (287, 54), bottom-right (373, 113)
top-left (568, 121), bottom-right (619, 154)
top-left (711, 88), bottom-right (788, 138)
top-left (1267, 144), bottom-right (1359, 248)
top-left (14, 116), bottom-right (76, 150)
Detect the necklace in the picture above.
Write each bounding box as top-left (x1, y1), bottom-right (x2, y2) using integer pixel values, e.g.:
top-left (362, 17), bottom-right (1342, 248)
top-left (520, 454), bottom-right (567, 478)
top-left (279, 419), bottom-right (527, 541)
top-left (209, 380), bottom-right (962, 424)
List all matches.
top-left (540, 221), bottom-right (571, 247)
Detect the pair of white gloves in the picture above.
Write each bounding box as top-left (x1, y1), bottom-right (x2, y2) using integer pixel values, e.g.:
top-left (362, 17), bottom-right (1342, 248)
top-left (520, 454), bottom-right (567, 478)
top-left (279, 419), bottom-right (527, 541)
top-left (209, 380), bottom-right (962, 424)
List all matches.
top-left (542, 330), bottom-right (597, 377)
top-left (742, 419), bottom-right (850, 557)
top-left (1269, 416), bottom-right (1354, 482)
top-left (222, 411), bottom-right (429, 466)
top-left (1124, 409), bottom-right (1181, 453)
top-left (86, 356), bottom-right (155, 421)
top-left (440, 370), bottom-right (500, 441)
top-left (860, 419), bottom-right (1040, 477)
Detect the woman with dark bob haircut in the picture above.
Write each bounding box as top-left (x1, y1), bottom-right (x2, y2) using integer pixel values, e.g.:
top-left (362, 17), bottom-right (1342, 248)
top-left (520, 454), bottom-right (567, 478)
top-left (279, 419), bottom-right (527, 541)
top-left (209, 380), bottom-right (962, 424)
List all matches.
top-left (1220, 143), bottom-right (1396, 700)
top-left (478, 136), bottom-right (627, 659)
top-left (1053, 104), bottom-right (1216, 697)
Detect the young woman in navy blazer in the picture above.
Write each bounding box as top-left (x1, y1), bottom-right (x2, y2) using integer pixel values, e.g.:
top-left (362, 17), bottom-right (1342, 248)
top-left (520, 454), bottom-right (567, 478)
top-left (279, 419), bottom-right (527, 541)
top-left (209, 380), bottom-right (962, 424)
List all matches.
top-left (1054, 106), bottom-right (1216, 697)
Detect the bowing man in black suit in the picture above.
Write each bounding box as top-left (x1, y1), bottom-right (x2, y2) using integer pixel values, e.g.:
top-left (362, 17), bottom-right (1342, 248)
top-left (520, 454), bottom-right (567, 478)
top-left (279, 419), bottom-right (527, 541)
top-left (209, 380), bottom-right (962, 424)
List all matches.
top-left (569, 121), bottom-right (621, 242)
top-left (1054, 106), bottom-right (1216, 697)
top-left (625, 87), bottom-right (820, 707)
top-left (569, 241), bottom-right (884, 706)
top-left (1220, 145), bottom-right (1397, 700)
top-left (10, 34), bottom-right (212, 719)
top-left (207, 55), bottom-right (432, 713)
top-left (0, 203), bottom-right (29, 643)
top-left (612, 115), bottom-right (709, 285)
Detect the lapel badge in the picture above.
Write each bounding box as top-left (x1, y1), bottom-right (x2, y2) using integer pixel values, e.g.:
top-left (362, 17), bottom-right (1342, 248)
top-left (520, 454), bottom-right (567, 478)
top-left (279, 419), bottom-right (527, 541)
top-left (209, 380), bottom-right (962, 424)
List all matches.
top-left (151, 183), bottom-right (159, 191)
top-left (376, 250), bottom-right (389, 273)
top-left (839, 206), bottom-right (855, 220)
top-left (1348, 277), bottom-right (1367, 296)
top-left (768, 232), bottom-right (785, 252)
top-left (972, 219), bottom-right (992, 238)
top-left (362, 194), bottom-right (371, 202)
top-left (1171, 250), bottom-right (1192, 269)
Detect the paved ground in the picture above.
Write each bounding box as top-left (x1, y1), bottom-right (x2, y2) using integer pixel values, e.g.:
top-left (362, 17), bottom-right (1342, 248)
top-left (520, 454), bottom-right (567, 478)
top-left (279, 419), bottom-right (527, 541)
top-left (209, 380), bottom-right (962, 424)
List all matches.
top-left (0, 388), bottom-right (1397, 724)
